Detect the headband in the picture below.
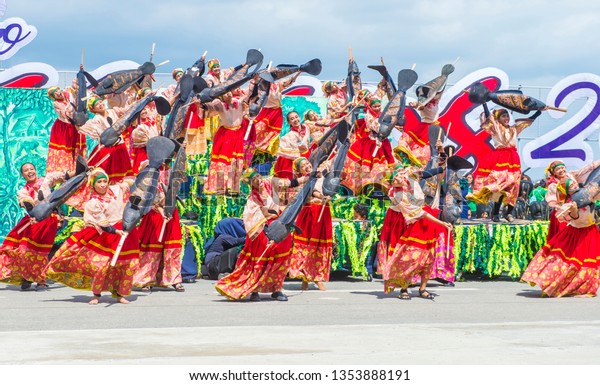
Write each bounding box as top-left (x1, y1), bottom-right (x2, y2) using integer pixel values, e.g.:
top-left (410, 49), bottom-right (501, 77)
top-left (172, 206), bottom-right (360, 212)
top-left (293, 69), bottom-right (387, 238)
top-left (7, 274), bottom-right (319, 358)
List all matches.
top-left (293, 157), bottom-right (308, 173)
top-left (172, 68), bottom-right (184, 79)
top-left (47, 86), bottom-right (61, 100)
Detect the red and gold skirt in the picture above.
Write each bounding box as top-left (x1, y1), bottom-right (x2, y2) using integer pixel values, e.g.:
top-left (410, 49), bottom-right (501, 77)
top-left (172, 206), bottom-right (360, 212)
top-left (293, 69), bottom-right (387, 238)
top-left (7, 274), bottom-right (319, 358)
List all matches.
top-left (254, 107), bottom-right (283, 155)
top-left (44, 223), bottom-right (139, 297)
top-left (205, 125), bottom-right (245, 194)
top-left (134, 209), bottom-right (183, 287)
top-left (215, 223), bottom-right (292, 300)
top-left (289, 203), bottom-right (333, 282)
top-left (46, 119), bottom-right (87, 174)
top-left (470, 147), bottom-right (521, 206)
top-left (521, 224), bottom-right (600, 297)
top-left (0, 215), bottom-right (58, 284)
top-left (547, 210), bottom-right (568, 241)
top-left (88, 142), bottom-right (133, 183)
top-left (381, 212), bottom-right (438, 292)
top-left (377, 209), bottom-right (406, 274)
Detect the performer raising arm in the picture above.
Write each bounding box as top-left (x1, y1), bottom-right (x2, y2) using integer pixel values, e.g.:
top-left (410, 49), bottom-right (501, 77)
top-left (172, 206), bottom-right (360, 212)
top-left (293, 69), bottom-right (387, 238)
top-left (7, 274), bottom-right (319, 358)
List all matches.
top-left (467, 107), bottom-right (544, 222)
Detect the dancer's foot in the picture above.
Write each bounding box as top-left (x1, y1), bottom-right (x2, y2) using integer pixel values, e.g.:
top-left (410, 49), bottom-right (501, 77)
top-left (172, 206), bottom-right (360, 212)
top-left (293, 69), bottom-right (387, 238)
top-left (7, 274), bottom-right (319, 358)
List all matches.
top-left (173, 283), bottom-right (185, 292)
top-left (20, 280), bottom-right (32, 290)
top-left (35, 283), bottom-right (49, 291)
top-left (89, 297), bottom-right (99, 305)
top-left (316, 282), bottom-right (326, 291)
top-left (271, 291), bottom-right (288, 301)
top-left (301, 281), bottom-right (308, 291)
top-left (249, 292), bottom-right (261, 301)
top-left (116, 296), bottom-right (130, 304)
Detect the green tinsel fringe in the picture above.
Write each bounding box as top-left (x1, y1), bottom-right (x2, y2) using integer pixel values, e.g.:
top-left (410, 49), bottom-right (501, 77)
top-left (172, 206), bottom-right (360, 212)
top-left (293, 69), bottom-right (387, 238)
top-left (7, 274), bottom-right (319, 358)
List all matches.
top-left (333, 220), bottom-right (379, 277)
top-left (54, 218), bottom-right (85, 244)
top-left (455, 221), bottom-right (549, 279)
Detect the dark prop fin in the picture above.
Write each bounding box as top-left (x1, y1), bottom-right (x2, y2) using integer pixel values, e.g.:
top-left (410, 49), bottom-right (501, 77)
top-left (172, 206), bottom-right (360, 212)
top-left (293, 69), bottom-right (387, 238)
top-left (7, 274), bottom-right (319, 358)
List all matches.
top-left (153, 96), bottom-right (171, 116)
top-left (368, 64), bottom-right (397, 93)
top-left (397, 69), bottom-right (418, 92)
top-left (139, 61), bottom-right (156, 75)
top-left (146, 136), bottom-right (177, 169)
top-left (467, 82), bottom-right (490, 104)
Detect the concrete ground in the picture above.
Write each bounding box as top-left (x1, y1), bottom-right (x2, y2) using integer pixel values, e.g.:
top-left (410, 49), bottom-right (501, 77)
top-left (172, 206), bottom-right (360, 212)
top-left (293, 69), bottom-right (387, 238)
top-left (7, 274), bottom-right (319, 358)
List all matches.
top-left (1, 276), bottom-right (599, 365)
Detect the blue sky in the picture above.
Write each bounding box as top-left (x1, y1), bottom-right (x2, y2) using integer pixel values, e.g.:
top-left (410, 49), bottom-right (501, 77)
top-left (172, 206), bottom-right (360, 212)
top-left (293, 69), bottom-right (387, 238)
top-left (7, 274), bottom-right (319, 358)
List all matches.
top-left (2, 0), bottom-right (600, 87)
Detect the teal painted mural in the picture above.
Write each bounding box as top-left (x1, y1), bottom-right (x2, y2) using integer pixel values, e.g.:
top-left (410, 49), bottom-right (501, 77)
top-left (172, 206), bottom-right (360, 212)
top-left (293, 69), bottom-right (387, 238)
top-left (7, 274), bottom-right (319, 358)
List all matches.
top-left (0, 88), bottom-right (53, 240)
top-left (281, 96), bottom-right (328, 136)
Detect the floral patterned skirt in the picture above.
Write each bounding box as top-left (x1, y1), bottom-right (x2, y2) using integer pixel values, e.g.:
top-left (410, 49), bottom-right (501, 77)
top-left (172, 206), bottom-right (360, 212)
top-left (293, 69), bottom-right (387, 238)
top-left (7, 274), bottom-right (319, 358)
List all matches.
top-left (215, 227), bottom-right (292, 300)
top-left (521, 224), bottom-right (600, 297)
top-left (0, 215), bottom-right (58, 284)
top-left (289, 204), bottom-right (333, 282)
top-left (133, 209), bottom-right (182, 287)
top-left (44, 224), bottom-right (139, 297)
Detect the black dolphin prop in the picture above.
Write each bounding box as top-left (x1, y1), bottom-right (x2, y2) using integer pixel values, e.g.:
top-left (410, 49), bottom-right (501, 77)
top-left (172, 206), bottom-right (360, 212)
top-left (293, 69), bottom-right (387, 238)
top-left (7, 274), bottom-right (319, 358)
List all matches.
top-left (368, 64), bottom-right (398, 94)
top-left (70, 68), bottom-right (90, 127)
top-left (224, 49), bottom-right (264, 83)
top-left (93, 61), bottom-right (156, 96)
top-left (29, 156), bottom-right (89, 222)
top-left (261, 59), bottom-right (322, 83)
top-left (163, 146), bottom-right (187, 220)
top-left (468, 82), bottom-right (567, 114)
top-left (121, 136), bottom-right (177, 233)
top-left (570, 165), bottom-right (600, 209)
top-left (416, 63), bottom-right (454, 109)
top-left (375, 69), bottom-right (418, 143)
top-left (99, 93), bottom-right (171, 147)
top-left (163, 75), bottom-right (209, 142)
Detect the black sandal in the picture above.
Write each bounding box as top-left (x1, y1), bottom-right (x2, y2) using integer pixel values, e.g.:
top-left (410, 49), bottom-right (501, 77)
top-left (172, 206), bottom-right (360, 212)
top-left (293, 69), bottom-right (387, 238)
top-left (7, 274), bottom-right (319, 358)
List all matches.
top-left (418, 289), bottom-right (435, 300)
top-left (398, 289), bottom-right (411, 300)
top-left (504, 214), bottom-right (514, 222)
top-left (173, 283), bottom-right (185, 292)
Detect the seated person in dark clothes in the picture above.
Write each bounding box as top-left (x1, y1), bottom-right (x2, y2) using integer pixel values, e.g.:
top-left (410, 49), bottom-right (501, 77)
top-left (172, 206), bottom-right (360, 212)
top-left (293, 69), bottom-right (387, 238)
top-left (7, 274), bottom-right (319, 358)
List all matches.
top-left (204, 233), bottom-right (246, 279)
top-left (201, 218), bottom-right (246, 279)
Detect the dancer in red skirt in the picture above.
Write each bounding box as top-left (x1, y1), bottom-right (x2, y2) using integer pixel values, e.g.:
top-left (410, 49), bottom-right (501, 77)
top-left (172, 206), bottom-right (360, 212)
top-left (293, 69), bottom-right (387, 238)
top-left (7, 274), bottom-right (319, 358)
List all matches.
top-left (272, 111), bottom-right (311, 205)
top-left (131, 104), bottom-right (161, 173)
top-left (133, 172), bottom-right (184, 293)
top-left (467, 107), bottom-right (544, 222)
top-left (252, 73), bottom-right (300, 156)
top-left (215, 169), bottom-right (293, 301)
top-left (377, 167), bottom-right (408, 278)
top-left (44, 168), bottom-right (139, 305)
top-left (289, 158), bottom-right (333, 291)
top-left (379, 165), bottom-right (452, 300)
top-left (162, 69), bottom-right (206, 156)
top-left (544, 159), bottom-right (600, 240)
top-left (343, 99), bottom-right (395, 194)
top-left (394, 94), bottom-right (443, 168)
top-left (45, 86), bottom-right (87, 174)
top-left (204, 91), bottom-right (248, 194)
top-left (79, 96), bottom-right (134, 183)
top-left (1, 163), bottom-right (66, 291)
top-left (521, 187), bottom-right (600, 297)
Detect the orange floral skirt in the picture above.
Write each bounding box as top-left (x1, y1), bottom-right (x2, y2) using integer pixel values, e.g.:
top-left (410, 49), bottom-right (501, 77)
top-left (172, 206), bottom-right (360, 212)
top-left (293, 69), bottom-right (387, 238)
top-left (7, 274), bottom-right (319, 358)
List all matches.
top-left (521, 224), bottom-right (600, 297)
top-left (289, 204), bottom-right (333, 282)
top-left (133, 209), bottom-right (182, 287)
top-left (215, 226), bottom-right (292, 300)
top-left (0, 215), bottom-right (58, 284)
top-left (44, 224), bottom-right (139, 297)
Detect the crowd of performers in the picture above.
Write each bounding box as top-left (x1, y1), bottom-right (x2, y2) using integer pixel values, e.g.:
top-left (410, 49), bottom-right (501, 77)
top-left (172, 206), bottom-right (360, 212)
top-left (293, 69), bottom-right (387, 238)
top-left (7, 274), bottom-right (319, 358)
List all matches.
top-left (2, 53), bottom-right (600, 304)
